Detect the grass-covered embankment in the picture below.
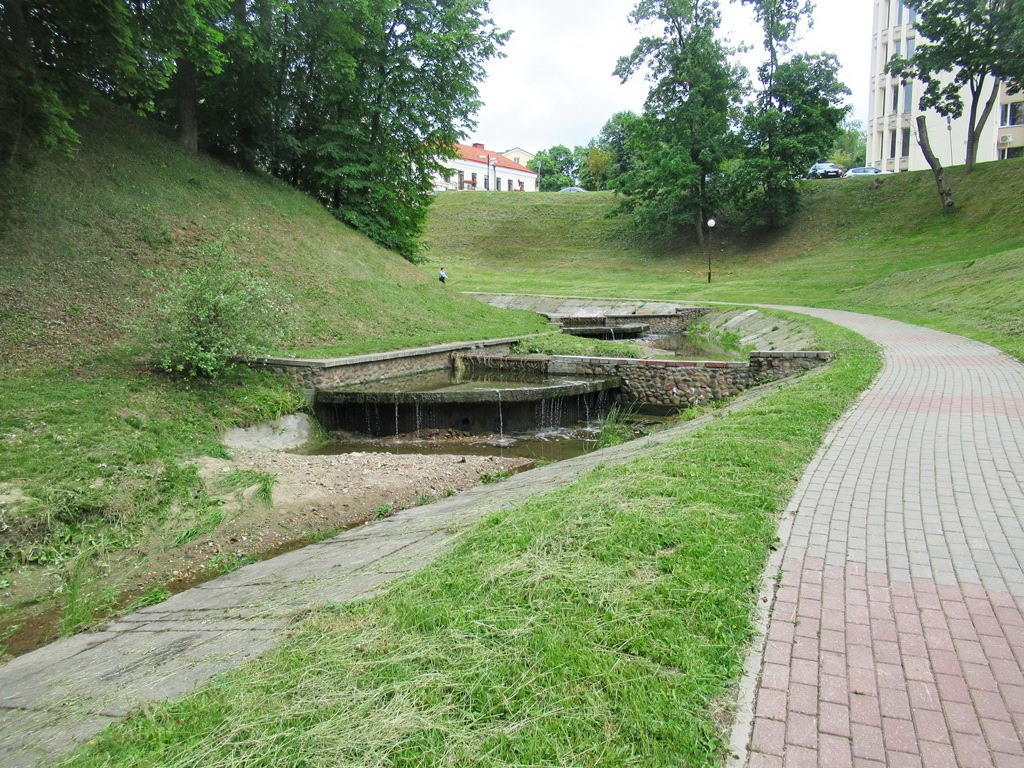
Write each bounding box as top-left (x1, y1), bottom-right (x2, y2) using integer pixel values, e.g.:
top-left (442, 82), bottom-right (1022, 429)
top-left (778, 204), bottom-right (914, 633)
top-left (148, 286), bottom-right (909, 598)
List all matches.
top-left (422, 160), bottom-right (1024, 360)
top-left (64, 316), bottom-right (880, 768)
top-left (0, 103), bottom-right (546, 651)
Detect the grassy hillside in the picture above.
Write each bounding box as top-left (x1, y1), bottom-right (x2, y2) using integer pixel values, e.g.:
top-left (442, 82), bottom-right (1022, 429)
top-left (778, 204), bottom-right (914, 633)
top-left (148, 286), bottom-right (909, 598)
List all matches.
top-left (0, 104), bottom-right (547, 649)
top-left (0, 105), bottom-right (546, 370)
top-left (422, 161), bottom-right (1024, 359)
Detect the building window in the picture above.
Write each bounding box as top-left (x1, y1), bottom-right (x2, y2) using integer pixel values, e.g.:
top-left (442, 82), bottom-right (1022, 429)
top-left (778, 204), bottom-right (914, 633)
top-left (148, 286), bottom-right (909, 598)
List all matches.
top-left (1001, 147), bottom-right (1024, 160)
top-left (908, 5), bottom-right (917, 23)
top-left (905, 37), bottom-right (915, 57)
top-left (901, 127), bottom-right (912, 157)
top-left (903, 81), bottom-right (913, 113)
top-left (1001, 102), bottom-right (1023, 126)
top-left (507, 179), bottom-right (513, 191)
top-left (458, 171), bottom-right (464, 190)
top-left (878, 132), bottom-right (885, 160)
top-left (890, 129), bottom-right (898, 159)
top-left (892, 85), bottom-right (899, 113)
top-left (892, 39), bottom-right (901, 59)
top-left (896, 0), bottom-right (904, 24)
top-left (471, 172), bottom-right (477, 189)
top-left (496, 176), bottom-right (501, 191)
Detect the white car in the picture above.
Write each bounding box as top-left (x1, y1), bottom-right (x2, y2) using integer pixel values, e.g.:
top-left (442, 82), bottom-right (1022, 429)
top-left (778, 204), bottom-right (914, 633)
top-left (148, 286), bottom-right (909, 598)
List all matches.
top-left (843, 166), bottom-right (893, 177)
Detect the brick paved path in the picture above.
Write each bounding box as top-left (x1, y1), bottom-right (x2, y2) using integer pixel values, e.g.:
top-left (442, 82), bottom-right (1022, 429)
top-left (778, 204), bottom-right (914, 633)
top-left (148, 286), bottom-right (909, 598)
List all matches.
top-left (732, 308), bottom-right (1024, 768)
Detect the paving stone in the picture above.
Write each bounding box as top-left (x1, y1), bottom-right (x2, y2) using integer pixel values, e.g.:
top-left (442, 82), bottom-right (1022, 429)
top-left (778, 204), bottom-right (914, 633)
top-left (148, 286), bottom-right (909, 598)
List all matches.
top-left (731, 307), bottom-right (1024, 767)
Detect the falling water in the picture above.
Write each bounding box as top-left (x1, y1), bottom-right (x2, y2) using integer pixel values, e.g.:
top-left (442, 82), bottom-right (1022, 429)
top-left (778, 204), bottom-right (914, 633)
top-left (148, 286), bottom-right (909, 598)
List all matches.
top-left (495, 388), bottom-right (504, 440)
top-left (394, 402), bottom-right (400, 437)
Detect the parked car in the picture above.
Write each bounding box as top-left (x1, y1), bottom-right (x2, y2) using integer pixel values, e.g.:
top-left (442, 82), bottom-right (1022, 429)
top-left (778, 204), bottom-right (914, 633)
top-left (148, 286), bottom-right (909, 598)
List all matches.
top-left (843, 166), bottom-right (893, 177)
top-left (558, 186), bottom-right (587, 192)
top-left (806, 162), bottom-right (844, 179)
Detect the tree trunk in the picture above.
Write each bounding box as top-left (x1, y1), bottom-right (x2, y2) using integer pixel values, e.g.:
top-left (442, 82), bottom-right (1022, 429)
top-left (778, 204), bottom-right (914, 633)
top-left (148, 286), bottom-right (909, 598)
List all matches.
top-left (917, 116), bottom-right (955, 214)
top-left (965, 79), bottom-right (1000, 175)
top-left (176, 58), bottom-right (199, 154)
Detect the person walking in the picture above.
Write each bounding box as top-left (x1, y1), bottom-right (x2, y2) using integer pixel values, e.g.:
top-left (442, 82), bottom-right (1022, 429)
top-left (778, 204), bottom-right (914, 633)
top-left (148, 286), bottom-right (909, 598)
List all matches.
top-left (439, 267), bottom-right (448, 284)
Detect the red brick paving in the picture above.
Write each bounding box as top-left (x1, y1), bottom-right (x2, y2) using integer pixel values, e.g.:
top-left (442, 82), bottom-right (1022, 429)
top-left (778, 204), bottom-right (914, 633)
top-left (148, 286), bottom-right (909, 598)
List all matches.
top-left (731, 309), bottom-right (1024, 766)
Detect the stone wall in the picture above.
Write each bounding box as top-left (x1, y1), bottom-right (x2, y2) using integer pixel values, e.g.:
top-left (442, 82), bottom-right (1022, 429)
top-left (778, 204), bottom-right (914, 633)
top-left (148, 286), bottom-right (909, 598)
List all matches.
top-left (251, 338), bottom-right (518, 391)
top-left (605, 309), bottom-right (709, 331)
top-left (460, 350), bottom-right (831, 409)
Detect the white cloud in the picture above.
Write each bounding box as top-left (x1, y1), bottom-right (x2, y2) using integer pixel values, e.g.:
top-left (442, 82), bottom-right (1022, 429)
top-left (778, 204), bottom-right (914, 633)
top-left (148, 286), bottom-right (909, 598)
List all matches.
top-left (471, 0), bottom-right (871, 153)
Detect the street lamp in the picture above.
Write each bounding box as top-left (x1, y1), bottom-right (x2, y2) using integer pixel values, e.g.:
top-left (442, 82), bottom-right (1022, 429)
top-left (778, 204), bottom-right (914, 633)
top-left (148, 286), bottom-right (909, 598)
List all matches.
top-left (706, 218), bottom-right (716, 284)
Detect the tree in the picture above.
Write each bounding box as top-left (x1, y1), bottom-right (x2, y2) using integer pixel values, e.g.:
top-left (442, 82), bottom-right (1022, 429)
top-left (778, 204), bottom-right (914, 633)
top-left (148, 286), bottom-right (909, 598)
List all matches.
top-left (830, 118), bottom-right (867, 168)
top-left (615, 0), bottom-right (746, 246)
top-left (579, 147), bottom-right (613, 190)
top-left (596, 110), bottom-right (644, 188)
top-left (887, 0), bottom-right (1024, 173)
top-left (529, 145), bottom-right (584, 190)
top-left (0, 0), bottom-right (137, 168)
top-left (733, 53), bottom-right (849, 229)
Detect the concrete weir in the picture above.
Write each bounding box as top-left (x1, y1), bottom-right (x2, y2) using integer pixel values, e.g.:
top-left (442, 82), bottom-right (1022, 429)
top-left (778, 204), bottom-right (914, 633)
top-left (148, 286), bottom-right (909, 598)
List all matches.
top-left (316, 375), bottom-right (621, 436)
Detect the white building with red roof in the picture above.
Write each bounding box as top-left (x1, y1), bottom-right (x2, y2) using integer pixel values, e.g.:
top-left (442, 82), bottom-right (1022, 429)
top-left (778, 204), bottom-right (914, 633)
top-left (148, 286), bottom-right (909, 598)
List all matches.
top-left (434, 142), bottom-right (538, 192)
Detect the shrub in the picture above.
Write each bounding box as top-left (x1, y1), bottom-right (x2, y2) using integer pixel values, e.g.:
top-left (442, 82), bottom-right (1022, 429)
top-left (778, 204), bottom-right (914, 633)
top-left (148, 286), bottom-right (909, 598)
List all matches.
top-left (150, 240), bottom-right (287, 378)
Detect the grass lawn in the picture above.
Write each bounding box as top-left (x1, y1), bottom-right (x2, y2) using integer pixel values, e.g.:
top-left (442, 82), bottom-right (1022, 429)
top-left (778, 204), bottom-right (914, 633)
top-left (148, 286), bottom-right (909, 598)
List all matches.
top-left (63, 317), bottom-right (880, 767)
top-left (421, 160), bottom-right (1024, 360)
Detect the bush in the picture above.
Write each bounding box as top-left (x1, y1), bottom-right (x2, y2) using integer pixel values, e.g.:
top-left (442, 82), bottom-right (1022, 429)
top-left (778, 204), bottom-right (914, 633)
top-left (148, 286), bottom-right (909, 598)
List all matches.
top-left (150, 240), bottom-right (287, 378)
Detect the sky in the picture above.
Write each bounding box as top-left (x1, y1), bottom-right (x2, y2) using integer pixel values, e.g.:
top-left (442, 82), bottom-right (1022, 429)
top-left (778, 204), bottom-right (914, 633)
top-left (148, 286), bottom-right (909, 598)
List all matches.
top-left (472, 0), bottom-right (872, 154)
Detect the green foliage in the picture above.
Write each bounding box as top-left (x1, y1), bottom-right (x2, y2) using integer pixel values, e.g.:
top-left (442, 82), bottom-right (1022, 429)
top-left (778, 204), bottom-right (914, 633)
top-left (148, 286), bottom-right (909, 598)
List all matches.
top-left (732, 53), bottom-right (850, 229)
top-left (596, 111), bottom-right (644, 189)
top-left (2, 1), bottom-right (508, 259)
top-left (830, 119), bottom-right (867, 168)
top-left (478, 470), bottom-right (511, 484)
top-left (886, 0), bottom-right (1024, 171)
top-left (614, 0), bottom-right (746, 246)
top-left (149, 238), bottom-right (288, 379)
top-left (529, 145), bottom-right (585, 191)
top-left (595, 405), bottom-right (644, 448)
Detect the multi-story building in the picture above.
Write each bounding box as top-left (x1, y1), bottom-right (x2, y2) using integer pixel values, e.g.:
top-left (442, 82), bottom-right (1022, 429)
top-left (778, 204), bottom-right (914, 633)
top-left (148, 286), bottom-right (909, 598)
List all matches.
top-left (433, 143), bottom-right (538, 192)
top-left (866, 0), bottom-right (1023, 171)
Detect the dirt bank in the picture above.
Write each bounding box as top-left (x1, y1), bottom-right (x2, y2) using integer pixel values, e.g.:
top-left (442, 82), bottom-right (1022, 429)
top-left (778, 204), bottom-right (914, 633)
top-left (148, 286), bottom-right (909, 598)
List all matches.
top-left (1, 450), bottom-right (531, 658)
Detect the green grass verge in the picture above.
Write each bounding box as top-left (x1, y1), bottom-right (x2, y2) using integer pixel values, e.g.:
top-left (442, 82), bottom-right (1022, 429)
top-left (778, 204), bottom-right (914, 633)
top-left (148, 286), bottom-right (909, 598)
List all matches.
top-left (421, 161), bottom-right (1024, 360)
top-left (0, 361), bottom-right (304, 571)
top-left (63, 316), bottom-right (880, 768)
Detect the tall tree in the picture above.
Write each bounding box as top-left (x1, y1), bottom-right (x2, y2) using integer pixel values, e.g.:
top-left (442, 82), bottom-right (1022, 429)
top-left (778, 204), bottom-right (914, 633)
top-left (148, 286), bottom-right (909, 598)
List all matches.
top-left (733, 53), bottom-right (849, 229)
top-left (887, 0), bottom-right (1024, 173)
top-left (615, 0), bottom-right (745, 246)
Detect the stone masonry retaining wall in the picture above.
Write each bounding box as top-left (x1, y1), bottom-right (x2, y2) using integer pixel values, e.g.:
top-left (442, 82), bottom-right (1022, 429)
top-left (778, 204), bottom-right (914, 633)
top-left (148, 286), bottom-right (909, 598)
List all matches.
top-left (459, 350), bottom-right (831, 408)
top-left (252, 338), bottom-right (519, 391)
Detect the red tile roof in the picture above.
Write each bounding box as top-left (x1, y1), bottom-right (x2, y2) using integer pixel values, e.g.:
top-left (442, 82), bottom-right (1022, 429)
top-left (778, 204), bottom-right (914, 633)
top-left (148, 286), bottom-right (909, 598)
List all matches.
top-left (452, 143), bottom-right (536, 174)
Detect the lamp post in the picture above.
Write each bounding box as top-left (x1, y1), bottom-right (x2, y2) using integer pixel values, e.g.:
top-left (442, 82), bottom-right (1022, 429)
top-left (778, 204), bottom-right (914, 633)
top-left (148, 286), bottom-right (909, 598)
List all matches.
top-left (706, 218), bottom-right (716, 284)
